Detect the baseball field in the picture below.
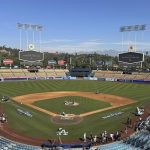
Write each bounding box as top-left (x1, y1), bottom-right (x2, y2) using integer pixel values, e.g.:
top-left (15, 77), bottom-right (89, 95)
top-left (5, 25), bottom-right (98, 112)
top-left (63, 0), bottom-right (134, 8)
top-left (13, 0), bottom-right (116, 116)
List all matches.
top-left (0, 80), bottom-right (150, 142)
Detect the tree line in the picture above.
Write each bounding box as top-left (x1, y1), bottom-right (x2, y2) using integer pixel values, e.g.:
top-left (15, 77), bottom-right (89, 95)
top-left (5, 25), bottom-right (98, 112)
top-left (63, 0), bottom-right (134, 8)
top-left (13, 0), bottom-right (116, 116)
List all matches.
top-left (0, 46), bottom-right (150, 71)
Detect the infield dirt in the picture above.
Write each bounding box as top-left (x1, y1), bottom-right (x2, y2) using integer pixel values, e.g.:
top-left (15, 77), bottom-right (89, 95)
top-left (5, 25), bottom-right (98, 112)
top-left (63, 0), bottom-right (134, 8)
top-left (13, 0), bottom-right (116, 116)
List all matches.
top-left (12, 91), bottom-right (135, 117)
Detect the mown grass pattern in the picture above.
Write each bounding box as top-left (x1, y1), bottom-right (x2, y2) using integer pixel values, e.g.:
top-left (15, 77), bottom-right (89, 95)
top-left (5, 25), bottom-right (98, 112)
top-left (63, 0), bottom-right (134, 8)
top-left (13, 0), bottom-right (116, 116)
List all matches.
top-left (1, 80), bottom-right (150, 140)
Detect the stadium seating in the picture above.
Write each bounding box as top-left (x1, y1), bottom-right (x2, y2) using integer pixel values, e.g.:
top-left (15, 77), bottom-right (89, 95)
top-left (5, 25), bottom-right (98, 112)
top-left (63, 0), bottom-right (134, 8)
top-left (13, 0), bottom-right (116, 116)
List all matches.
top-left (124, 131), bottom-right (150, 150)
top-left (124, 114), bottom-right (150, 149)
top-left (94, 70), bottom-right (150, 81)
top-left (0, 136), bottom-right (41, 150)
top-left (0, 69), bottom-right (67, 79)
top-left (1, 69), bottom-right (150, 81)
top-left (94, 71), bottom-right (123, 79)
top-left (97, 142), bottom-right (140, 150)
top-left (97, 115), bottom-right (150, 150)
top-left (1, 115), bottom-right (150, 149)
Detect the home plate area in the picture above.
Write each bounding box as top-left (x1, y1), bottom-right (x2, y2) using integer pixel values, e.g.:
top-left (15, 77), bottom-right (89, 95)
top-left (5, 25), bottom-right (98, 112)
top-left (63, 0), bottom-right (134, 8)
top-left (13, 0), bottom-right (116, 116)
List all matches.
top-left (51, 114), bottom-right (83, 125)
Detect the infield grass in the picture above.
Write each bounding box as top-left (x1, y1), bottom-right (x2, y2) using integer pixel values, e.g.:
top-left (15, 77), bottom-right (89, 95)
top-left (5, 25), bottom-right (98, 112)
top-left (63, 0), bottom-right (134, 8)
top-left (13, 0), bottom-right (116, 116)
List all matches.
top-left (33, 96), bottom-right (111, 115)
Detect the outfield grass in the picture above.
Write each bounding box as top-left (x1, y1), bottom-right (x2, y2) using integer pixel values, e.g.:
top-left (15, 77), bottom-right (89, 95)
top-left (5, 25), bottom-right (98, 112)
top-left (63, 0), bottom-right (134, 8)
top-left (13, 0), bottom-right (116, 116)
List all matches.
top-left (0, 80), bottom-right (150, 101)
top-left (1, 80), bottom-right (150, 141)
top-left (33, 96), bottom-right (111, 115)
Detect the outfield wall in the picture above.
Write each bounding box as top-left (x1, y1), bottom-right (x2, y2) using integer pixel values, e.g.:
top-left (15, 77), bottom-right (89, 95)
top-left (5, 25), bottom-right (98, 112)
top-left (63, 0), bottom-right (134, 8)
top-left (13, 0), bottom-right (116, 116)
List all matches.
top-left (1, 76), bottom-right (150, 84)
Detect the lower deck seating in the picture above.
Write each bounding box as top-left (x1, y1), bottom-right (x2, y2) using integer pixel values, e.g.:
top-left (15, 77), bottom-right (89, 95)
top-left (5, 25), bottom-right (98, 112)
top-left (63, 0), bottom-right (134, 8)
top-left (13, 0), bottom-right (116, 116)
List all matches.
top-left (97, 142), bottom-right (140, 150)
top-left (0, 136), bottom-right (41, 150)
top-left (98, 115), bottom-right (150, 150)
top-left (124, 131), bottom-right (150, 150)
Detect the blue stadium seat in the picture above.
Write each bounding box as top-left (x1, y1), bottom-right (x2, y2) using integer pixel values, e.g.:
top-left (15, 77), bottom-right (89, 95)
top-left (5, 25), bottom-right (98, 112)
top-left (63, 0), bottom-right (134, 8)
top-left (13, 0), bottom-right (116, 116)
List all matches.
top-left (97, 142), bottom-right (140, 150)
top-left (0, 136), bottom-right (41, 150)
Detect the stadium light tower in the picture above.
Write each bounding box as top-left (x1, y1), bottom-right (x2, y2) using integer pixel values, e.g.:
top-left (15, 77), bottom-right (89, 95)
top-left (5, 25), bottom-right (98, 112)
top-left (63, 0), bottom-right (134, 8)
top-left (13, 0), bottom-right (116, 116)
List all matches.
top-left (31, 24), bottom-right (37, 45)
top-left (120, 24), bottom-right (146, 52)
top-left (37, 25), bottom-right (43, 51)
top-left (17, 23), bottom-right (43, 51)
top-left (17, 23), bottom-right (24, 51)
top-left (24, 24), bottom-right (30, 50)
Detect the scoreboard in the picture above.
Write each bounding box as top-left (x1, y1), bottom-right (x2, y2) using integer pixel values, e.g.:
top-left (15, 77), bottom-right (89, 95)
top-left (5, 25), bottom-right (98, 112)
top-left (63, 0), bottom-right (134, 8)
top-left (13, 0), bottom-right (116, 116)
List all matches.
top-left (119, 52), bottom-right (144, 64)
top-left (19, 51), bottom-right (44, 62)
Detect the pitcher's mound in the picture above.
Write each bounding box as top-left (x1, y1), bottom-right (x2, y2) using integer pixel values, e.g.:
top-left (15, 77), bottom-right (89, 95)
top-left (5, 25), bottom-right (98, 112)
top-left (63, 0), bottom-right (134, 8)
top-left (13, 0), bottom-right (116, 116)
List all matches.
top-left (51, 114), bottom-right (83, 125)
top-left (64, 101), bottom-right (79, 106)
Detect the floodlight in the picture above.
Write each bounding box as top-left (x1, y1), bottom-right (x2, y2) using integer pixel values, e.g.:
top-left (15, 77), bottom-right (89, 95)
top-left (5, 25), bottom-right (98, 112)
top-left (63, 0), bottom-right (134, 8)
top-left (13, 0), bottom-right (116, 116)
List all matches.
top-left (31, 24), bottom-right (37, 30)
top-left (127, 26), bottom-right (133, 31)
top-left (120, 26), bottom-right (125, 32)
top-left (16, 22), bottom-right (43, 51)
top-left (17, 23), bottom-right (23, 29)
top-left (134, 25), bottom-right (139, 31)
top-left (140, 24), bottom-right (146, 30)
top-left (37, 25), bottom-right (43, 31)
top-left (24, 24), bottom-right (30, 30)
top-left (120, 24), bottom-right (146, 32)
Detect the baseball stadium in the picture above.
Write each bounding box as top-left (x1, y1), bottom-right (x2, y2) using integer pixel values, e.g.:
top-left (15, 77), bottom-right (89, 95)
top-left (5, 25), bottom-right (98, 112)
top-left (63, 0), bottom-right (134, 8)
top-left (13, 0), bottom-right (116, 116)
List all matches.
top-left (0, 49), bottom-right (150, 150)
top-left (1, 1), bottom-right (150, 150)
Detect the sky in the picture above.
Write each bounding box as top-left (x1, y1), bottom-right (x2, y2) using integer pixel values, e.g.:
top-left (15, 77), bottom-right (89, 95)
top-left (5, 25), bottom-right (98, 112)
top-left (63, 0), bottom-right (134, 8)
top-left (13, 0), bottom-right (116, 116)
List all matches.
top-left (0, 0), bottom-right (150, 53)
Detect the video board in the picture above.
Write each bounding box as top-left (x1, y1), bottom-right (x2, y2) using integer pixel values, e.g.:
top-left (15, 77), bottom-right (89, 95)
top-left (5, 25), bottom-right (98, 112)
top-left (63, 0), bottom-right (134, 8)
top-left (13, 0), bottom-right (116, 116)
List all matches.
top-left (119, 52), bottom-right (144, 64)
top-left (19, 51), bottom-right (44, 62)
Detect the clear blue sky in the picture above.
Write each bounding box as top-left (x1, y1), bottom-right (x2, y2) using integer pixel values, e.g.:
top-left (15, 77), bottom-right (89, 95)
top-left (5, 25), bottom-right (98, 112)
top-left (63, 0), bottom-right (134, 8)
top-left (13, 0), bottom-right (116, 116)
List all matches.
top-left (0, 0), bottom-right (150, 52)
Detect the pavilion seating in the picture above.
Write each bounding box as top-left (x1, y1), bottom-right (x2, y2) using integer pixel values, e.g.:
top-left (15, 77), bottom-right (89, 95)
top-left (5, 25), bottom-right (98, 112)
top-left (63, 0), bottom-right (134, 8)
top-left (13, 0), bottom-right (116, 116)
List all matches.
top-left (0, 73), bottom-right (14, 78)
top-left (94, 70), bottom-right (150, 81)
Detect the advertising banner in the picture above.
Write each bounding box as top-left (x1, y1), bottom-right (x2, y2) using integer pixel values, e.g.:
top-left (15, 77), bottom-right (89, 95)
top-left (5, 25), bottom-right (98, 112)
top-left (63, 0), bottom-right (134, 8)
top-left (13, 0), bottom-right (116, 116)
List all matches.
top-left (105, 60), bottom-right (112, 66)
top-left (96, 61), bottom-right (104, 66)
top-left (48, 60), bottom-right (56, 65)
top-left (58, 60), bottom-right (65, 65)
top-left (105, 78), bottom-right (115, 81)
top-left (3, 59), bottom-right (13, 65)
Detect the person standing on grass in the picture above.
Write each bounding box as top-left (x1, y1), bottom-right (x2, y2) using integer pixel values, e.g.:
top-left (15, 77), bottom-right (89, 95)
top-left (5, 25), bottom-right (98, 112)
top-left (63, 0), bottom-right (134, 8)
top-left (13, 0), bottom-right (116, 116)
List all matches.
top-left (83, 132), bottom-right (86, 142)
